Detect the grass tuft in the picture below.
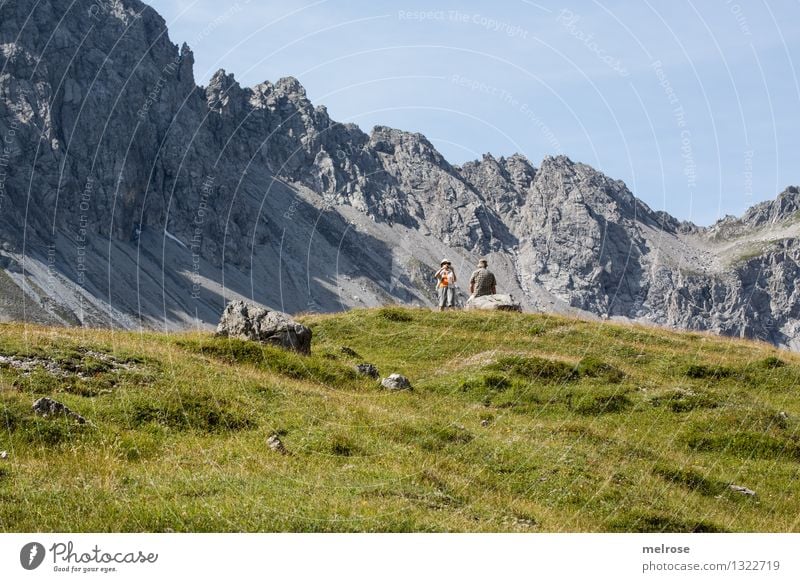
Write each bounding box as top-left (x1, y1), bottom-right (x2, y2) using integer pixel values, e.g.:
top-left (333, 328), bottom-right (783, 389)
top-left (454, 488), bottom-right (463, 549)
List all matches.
top-left (122, 391), bottom-right (256, 433)
top-left (686, 431), bottom-right (800, 461)
top-left (378, 306), bottom-right (413, 322)
top-left (649, 388), bottom-right (721, 412)
top-left (575, 356), bottom-right (625, 383)
top-left (683, 363), bottom-right (734, 380)
top-left (569, 390), bottom-right (631, 415)
top-left (652, 465), bottom-right (728, 496)
top-left (178, 337), bottom-right (358, 387)
top-left (485, 355), bottom-right (578, 383)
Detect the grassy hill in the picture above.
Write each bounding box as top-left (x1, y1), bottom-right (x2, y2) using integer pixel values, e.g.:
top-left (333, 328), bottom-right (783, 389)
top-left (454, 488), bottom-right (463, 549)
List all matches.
top-left (1, 307), bottom-right (799, 532)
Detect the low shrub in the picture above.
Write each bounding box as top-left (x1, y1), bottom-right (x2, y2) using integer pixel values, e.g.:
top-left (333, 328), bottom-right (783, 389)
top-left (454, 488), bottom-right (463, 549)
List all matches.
top-left (650, 388), bottom-right (720, 412)
top-left (123, 391), bottom-right (256, 433)
top-left (683, 363), bottom-right (733, 380)
top-left (569, 391), bottom-right (631, 415)
top-left (686, 431), bottom-right (799, 461)
top-left (576, 357), bottom-right (625, 383)
top-left (486, 356), bottom-right (578, 383)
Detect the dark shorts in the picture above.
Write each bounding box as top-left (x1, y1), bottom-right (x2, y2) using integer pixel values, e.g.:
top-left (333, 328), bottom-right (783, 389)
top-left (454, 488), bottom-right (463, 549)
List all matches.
top-left (437, 286), bottom-right (455, 307)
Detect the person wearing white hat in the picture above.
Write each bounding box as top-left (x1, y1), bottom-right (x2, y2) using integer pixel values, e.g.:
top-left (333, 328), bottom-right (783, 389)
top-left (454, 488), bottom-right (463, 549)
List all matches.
top-left (434, 259), bottom-right (458, 311)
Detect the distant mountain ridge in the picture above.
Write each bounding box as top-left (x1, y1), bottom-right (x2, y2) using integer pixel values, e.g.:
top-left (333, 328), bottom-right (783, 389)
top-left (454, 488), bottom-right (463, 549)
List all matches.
top-left (1, 0), bottom-right (800, 348)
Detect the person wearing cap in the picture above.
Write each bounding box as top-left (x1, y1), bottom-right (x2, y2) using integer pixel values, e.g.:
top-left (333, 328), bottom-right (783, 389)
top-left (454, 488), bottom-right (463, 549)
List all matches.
top-left (434, 259), bottom-right (458, 311)
top-left (469, 258), bottom-right (496, 298)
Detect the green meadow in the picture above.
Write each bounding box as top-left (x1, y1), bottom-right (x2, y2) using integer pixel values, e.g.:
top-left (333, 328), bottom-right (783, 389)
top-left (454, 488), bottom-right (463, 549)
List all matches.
top-left (1, 307), bottom-right (798, 532)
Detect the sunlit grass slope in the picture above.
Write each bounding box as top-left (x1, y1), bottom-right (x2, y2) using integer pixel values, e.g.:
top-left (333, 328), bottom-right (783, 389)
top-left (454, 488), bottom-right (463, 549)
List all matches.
top-left (1, 307), bottom-right (799, 532)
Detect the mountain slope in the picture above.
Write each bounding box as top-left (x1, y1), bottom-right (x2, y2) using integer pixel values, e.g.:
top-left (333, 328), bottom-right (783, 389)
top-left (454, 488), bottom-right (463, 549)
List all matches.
top-left (1, 0), bottom-right (799, 348)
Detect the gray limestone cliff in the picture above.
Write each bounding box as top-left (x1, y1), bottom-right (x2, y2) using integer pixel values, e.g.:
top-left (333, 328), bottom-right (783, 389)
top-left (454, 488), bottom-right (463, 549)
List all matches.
top-left (1, 0), bottom-right (799, 349)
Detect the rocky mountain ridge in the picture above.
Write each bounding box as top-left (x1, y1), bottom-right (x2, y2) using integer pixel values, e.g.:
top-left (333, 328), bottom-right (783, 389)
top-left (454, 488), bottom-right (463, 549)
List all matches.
top-left (1, 0), bottom-right (800, 348)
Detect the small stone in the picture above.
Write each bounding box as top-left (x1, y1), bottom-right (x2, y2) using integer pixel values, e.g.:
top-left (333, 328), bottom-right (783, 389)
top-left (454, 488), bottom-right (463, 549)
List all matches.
top-left (355, 363), bottom-right (379, 378)
top-left (267, 434), bottom-right (288, 454)
top-left (775, 411), bottom-right (790, 428)
top-left (729, 484), bottom-right (756, 496)
top-left (0, 451), bottom-right (7, 460)
top-left (480, 419), bottom-right (490, 427)
top-left (32, 397), bottom-right (86, 424)
top-left (340, 346), bottom-right (360, 358)
top-left (381, 373), bottom-right (412, 390)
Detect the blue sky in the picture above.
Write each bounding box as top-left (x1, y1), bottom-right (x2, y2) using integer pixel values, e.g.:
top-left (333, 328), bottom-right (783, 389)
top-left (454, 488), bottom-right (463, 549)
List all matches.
top-left (148, 0), bottom-right (800, 226)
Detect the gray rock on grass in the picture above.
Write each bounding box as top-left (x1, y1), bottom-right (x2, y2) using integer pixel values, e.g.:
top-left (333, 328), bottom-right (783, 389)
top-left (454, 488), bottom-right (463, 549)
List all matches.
top-left (32, 397), bottom-right (86, 424)
top-left (729, 484), bottom-right (756, 497)
top-left (466, 294), bottom-right (522, 312)
top-left (267, 434), bottom-right (288, 454)
top-left (217, 300), bottom-right (312, 355)
top-left (381, 373), bottom-right (412, 390)
top-left (355, 363), bottom-right (379, 378)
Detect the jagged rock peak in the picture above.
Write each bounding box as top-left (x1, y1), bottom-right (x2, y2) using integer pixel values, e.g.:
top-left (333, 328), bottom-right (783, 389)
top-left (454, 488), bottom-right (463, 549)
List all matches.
top-left (538, 154), bottom-right (578, 173)
top-left (707, 185), bottom-right (800, 241)
top-left (503, 154), bottom-right (537, 189)
top-left (369, 125), bottom-right (444, 159)
top-left (177, 43), bottom-right (195, 85)
top-left (95, 0), bottom-right (150, 24)
top-left (370, 125), bottom-right (424, 140)
top-left (740, 185), bottom-right (800, 227)
top-left (275, 76), bottom-right (307, 97)
top-left (208, 68), bottom-right (235, 86)
top-left (206, 68), bottom-right (246, 111)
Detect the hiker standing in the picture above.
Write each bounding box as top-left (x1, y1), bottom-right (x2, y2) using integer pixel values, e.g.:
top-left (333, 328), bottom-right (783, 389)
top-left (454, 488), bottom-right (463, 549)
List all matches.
top-left (469, 258), bottom-right (496, 298)
top-left (434, 259), bottom-right (458, 311)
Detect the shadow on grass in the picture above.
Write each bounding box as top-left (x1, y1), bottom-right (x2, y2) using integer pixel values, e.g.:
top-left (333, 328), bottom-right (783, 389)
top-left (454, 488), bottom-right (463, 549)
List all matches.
top-left (607, 512), bottom-right (728, 533)
top-left (177, 337), bottom-right (359, 387)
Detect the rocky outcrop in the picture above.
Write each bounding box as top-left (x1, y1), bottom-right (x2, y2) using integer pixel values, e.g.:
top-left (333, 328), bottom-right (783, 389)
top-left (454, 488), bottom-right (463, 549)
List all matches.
top-left (216, 301), bottom-right (312, 354)
top-left (381, 374), bottom-right (412, 391)
top-left (705, 187), bottom-right (800, 244)
top-left (1, 0), bottom-right (800, 349)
